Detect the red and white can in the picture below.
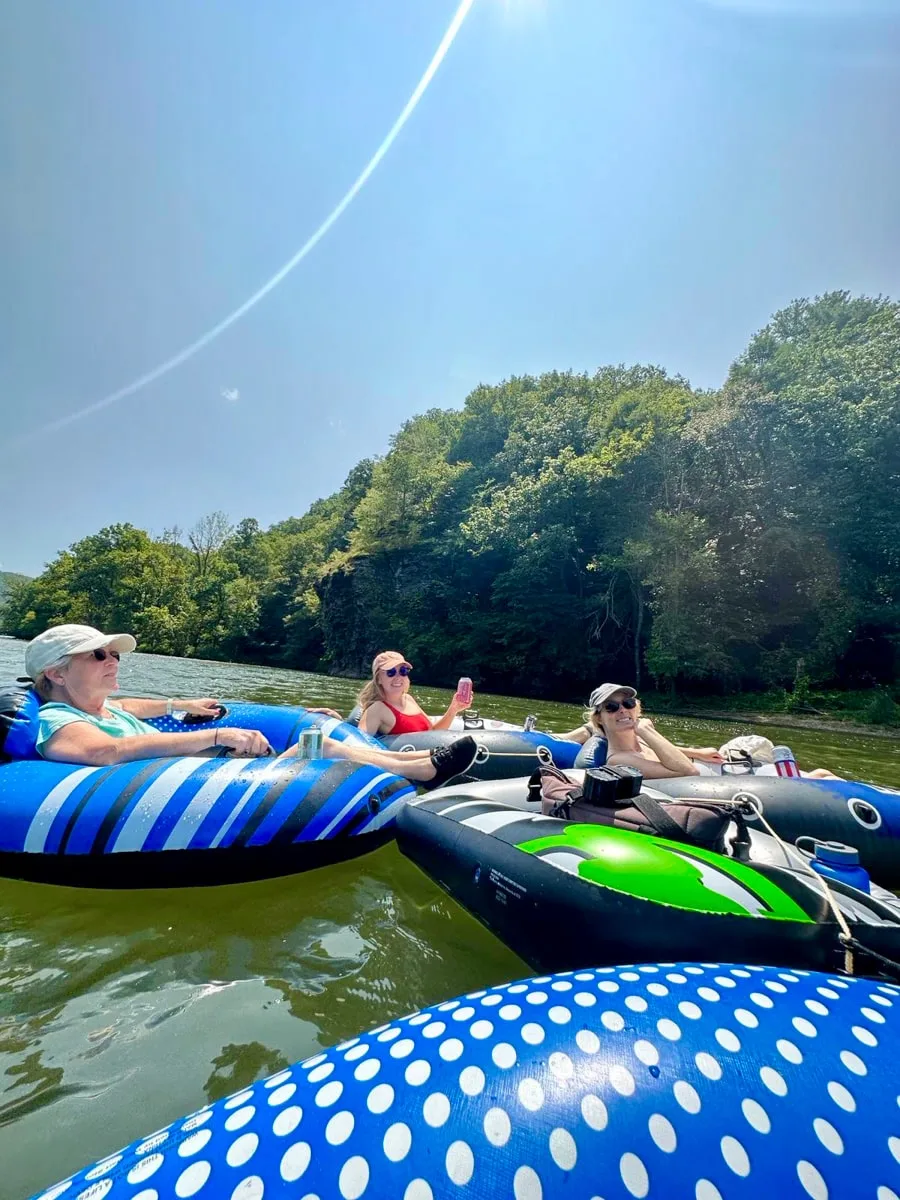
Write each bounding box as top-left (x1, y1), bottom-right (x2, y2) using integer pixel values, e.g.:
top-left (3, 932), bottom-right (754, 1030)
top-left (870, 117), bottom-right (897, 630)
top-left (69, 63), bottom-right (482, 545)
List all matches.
top-left (773, 745), bottom-right (800, 778)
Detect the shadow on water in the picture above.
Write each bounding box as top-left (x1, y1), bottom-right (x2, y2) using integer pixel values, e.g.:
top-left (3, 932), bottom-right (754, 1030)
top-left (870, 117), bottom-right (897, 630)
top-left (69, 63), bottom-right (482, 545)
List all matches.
top-left (0, 843), bottom-right (525, 1199)
top-left (203, 1042), bottom-right (291, 1105)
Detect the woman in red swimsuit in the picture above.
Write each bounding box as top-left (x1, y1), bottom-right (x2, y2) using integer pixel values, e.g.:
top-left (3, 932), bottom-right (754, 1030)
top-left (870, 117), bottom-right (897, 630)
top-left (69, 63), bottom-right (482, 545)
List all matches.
top-left (358, 651), bottom-right (473, 738)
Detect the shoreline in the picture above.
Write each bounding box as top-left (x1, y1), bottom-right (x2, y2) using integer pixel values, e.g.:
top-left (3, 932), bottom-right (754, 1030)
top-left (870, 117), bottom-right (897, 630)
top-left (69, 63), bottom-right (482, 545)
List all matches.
top-left (3, 634), bottom-right (898, 740)
top-left (656, 707), bottom-right (900, 741)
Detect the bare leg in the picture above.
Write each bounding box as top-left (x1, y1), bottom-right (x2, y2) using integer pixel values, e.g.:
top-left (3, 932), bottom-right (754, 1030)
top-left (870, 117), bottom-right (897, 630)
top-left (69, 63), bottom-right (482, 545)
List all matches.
top-left (278, 735), bottom-right (477, 787)
top-left (279, 741), bottom-right (433, 767)
top-left (323, 736), bottom-right (439, 781)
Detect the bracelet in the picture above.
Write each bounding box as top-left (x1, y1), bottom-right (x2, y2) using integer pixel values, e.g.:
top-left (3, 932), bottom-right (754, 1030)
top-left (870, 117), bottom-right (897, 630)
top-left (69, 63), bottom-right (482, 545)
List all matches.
top-left (166, 698), bottom-right (174, 716)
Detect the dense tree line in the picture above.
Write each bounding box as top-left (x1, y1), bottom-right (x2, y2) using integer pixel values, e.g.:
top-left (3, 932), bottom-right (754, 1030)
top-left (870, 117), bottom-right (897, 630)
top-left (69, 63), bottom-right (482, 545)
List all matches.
top-left (0, 571), bottom-right (30, 600)
top-left (3, 291), bottom-right (898, 702)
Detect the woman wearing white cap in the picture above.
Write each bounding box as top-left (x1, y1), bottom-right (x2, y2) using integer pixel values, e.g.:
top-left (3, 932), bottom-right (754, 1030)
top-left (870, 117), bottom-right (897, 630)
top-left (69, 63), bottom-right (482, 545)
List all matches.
top-left (572, 683), bottom-right (702, 779)
top-left (357, 651), bottom-right (473, 738)
top-left (24, 625), bottom-right (478, 788)
top-left (558, 683), bottom-right (725, 778)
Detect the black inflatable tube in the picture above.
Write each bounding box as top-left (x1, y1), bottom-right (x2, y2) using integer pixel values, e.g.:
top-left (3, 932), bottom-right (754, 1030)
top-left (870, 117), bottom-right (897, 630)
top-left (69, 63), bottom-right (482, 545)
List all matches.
top-left (396, 801), bottom-right (841, 976)
top-left (652, 775), bottom-right (900, 886)
top-left (382, 728), bottom-right (579, 781)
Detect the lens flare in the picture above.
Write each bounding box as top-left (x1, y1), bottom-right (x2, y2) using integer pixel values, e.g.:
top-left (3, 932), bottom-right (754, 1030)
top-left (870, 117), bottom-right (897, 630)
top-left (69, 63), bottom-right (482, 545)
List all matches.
top-left (12, 0), bottom-right (478, 450)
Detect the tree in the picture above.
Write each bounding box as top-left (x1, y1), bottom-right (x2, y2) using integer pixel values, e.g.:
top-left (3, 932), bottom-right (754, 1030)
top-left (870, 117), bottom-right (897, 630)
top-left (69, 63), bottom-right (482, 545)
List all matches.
top-left (4, 291), bottom-right (898, 699)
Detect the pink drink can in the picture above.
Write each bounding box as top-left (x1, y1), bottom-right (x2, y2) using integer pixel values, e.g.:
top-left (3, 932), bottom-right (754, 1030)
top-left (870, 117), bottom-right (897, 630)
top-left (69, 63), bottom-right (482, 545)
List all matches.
top-left (456, 677), bottom-right (473, 707)
top-left (773, 745), bottom-right (800, 778)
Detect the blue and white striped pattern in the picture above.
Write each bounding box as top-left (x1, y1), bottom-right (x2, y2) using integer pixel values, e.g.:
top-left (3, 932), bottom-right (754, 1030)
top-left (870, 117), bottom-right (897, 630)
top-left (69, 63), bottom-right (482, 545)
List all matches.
top-left (31, 963), bottom-right (900, 1200)
top-left (0, 756), bottom-right (413, 856)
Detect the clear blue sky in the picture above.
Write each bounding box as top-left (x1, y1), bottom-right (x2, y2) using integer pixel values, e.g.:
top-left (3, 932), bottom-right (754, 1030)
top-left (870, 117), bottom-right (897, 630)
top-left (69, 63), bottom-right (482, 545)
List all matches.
top-left (1, 0), bottom-right (898, 576)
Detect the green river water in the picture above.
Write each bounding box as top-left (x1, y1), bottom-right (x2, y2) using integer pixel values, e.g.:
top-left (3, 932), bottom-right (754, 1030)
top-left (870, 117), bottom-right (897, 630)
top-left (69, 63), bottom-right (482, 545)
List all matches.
top-left (2, 637), bottom-right (898, 1198)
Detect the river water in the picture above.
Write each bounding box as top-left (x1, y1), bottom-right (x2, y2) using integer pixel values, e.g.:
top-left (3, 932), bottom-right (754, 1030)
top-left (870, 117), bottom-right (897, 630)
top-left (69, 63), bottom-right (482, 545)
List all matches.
top-left (2, 637), bottom-right (898, 1198)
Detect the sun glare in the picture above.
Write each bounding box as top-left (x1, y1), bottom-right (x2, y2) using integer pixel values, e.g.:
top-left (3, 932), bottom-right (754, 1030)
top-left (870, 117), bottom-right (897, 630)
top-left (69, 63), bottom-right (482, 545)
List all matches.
top-left (502, 0), bottom-right (547, 26)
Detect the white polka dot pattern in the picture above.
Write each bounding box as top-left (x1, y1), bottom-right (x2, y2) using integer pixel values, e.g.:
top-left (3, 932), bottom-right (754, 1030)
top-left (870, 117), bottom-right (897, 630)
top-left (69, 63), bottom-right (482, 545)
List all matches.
top-left (37, 964), bottom-right (899, 1200)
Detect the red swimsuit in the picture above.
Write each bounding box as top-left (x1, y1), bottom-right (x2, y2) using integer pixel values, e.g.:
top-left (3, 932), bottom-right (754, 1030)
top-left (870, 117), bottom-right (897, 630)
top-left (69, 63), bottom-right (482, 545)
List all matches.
top-left (383, 702), bottom-right (431, 735)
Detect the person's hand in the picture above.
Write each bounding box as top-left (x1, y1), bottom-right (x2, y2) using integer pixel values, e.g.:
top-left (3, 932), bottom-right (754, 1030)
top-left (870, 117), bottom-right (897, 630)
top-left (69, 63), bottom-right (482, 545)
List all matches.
top-left (215, 727), bottom-right (272, 757)
top-left (179, 698), bottom-right (222, 717)
top-left (692, 748), bottom-right (725, 764)
top-left (636, 717), bottom-right (656, 733)
top-left (305, 706), bottom-right (342, 719)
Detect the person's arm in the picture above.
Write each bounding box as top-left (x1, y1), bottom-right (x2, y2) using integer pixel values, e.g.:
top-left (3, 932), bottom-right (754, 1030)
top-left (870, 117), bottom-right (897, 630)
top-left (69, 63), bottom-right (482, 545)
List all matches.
top-left (633, 719), bottom-right (698, 776)
top-left (679, 746), bottom-right (725, 764)
top-left (430, 698), bottom-right (468, 731)
top-left (558, 724), bottom-right (592, 744)
top-left (605, 747), bottom-right (699, 779)
top-left (41, 722), bottom-right (271, 766)
top-left (358, 702), bottom-right (390, 737)
top-left (431, 684), bottom-right (476, 731)
top-left (115, 697), bottom-right (222, 719)
top-left (304, 706), bottom-right (342, 719)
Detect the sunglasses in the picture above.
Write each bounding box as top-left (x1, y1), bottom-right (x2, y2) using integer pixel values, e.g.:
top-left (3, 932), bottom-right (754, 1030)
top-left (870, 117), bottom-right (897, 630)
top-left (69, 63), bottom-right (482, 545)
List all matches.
top-left (597, 697), bottom-right (637, 714)
top-left (384, 665), bottom-right (412, 677)
top-left (91, 648), bottom-right (121, 663)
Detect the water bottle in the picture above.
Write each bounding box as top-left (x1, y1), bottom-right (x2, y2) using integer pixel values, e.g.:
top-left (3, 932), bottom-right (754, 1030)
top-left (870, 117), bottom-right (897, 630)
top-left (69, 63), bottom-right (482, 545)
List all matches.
top-left (807, 840), bottom-right (871, 894)
top-left (296, 726), bottom-right (323, 761)
top-left (523, 714), bottom-right (537, 732)
top-left (772, 744), bottom-right (800, 778)
top-left (456, 677), bottom-right (473, 708)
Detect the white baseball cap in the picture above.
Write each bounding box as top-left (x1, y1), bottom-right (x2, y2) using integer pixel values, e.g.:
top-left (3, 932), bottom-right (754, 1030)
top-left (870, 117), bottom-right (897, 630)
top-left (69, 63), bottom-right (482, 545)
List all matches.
top-left (718, 734), bottom-right (775, 765)
top-left (25, 624), bottom-right (137, 680)
top-left (589, 682), bottom-right (637, 709)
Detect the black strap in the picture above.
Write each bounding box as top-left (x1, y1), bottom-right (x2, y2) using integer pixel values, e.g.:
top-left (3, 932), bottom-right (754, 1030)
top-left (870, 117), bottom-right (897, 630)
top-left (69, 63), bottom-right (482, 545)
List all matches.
top-left (530, 763), bottom-right (580, 805)
top-left (730, 810), bottom-right (752, 861)
top-left (630, 792), bottom-right (687, 842)
top-left (843, 935), bottom-right (900, 979)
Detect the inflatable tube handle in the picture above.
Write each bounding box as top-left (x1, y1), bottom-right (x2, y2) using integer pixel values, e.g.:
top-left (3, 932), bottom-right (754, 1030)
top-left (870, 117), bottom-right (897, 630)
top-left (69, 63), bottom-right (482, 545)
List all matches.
top-left (794, 835), bottom-right (816, 860)
top-left (182, 704), bottom-right (228, 725)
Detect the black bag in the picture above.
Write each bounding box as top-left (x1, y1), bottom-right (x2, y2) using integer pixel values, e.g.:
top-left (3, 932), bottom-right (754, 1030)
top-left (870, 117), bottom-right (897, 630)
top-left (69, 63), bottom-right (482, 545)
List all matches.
top-left (530, 762), bottom-right (735, 853)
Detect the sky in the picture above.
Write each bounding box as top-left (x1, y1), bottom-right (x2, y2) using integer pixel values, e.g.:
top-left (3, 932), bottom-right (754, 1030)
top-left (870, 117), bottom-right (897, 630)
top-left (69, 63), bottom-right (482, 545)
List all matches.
top-left (1, 0), bottom-right (898, 576)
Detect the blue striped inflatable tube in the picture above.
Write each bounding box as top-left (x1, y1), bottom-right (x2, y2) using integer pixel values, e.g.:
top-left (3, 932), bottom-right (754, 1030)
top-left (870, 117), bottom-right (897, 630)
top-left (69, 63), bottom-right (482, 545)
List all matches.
top-left (0, 751), bottom-right (413, 888)
top-left (0, 697), bottom-right (412, 886)
top-left (30, 962), bottom-right (899, 1200)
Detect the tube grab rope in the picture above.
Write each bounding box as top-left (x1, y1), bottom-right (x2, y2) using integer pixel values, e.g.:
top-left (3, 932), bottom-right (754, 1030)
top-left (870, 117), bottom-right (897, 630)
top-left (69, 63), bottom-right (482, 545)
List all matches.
top-left (732, 790), bottom-right (858, 974)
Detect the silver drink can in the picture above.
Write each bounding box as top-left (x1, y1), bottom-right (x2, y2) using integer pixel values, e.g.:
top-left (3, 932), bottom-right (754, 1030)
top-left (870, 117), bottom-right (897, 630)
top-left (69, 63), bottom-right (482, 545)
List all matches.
top-left (297, 726), bottom-right (324, 761)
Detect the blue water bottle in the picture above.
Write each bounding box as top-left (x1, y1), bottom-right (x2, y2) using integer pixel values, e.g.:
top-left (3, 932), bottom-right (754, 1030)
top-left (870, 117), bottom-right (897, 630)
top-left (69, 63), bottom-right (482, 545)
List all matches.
top-left (807, 840), bottom-right (871, 894)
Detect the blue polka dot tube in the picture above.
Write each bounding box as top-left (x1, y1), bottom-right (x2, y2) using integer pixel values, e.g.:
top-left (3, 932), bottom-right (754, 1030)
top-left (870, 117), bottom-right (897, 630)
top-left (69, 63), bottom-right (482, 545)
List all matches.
top-left (29, 963), bottom-right (900, 1200)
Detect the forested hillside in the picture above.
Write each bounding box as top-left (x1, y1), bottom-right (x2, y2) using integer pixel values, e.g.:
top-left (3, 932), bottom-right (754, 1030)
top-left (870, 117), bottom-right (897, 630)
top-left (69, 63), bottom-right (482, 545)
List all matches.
top-left (3, 292), bottom-right (898, 700)
top-left (0, 572), bottom-right (30, 601)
